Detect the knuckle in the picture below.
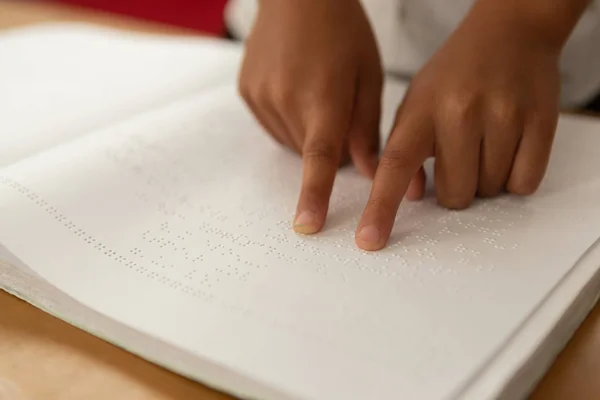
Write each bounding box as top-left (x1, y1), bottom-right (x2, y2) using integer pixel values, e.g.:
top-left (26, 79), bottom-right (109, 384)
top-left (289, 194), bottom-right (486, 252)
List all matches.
top-left (487, 96), bottom-right (520, 126)
top-left (303, 139), bottom-right (339, 164)
top-left (379, 149), bottom-right (414, 172)
top-left (438, 90), bottom-right (477, 124)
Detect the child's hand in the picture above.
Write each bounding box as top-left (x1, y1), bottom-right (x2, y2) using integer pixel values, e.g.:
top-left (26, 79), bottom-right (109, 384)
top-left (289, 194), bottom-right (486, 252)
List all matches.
top-left (239, 0), bottom-right (383, 234)
top-left (355, 3), bottom-right (563, 251)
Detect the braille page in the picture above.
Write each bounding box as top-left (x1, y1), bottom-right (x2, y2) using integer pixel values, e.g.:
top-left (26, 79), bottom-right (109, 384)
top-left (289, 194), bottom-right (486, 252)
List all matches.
top-left (0, 23), bottom-right (242, 167)
top-left (1, 81), bottom-right (600, 400)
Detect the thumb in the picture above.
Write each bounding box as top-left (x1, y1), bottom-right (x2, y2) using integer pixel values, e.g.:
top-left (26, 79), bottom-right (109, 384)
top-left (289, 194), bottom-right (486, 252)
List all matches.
top-left (347, 71), bottom-right (383, 179)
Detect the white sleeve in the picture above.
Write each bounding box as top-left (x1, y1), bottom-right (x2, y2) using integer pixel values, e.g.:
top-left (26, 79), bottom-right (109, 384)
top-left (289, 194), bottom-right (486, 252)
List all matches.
top-left (224, 0), bottom-right (600, 108)
top-left (559, 0), bottom-right (600, 107)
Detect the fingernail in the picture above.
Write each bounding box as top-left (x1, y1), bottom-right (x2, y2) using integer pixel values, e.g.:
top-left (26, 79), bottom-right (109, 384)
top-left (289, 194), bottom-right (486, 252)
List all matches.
top-left (294, 211), bottom-right (319, 234)
top-left (357, 226), bottom-right (382, 249)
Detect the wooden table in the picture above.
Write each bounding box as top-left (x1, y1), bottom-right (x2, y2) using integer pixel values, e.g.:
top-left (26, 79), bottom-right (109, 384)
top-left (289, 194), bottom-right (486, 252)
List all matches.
top-left (1, 1), bottom-right (599, 399)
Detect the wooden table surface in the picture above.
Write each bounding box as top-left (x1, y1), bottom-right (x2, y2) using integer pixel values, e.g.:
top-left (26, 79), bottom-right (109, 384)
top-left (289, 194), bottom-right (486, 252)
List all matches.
top-left (1, 1), bottom-right (600, 399)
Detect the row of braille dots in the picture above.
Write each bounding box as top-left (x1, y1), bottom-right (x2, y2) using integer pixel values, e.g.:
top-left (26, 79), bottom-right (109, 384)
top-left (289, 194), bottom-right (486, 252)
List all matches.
top-left (157, 223), bottom-right (195, 240)
top-left (279, 229), bottom-right (403, 271)
top-left (454, 244), bottom-right (480, 256)
top-left (236, 208), bottom-right (278, 229)
top-left (196, 223), bottom-right (267, 252)
top-left (395, 201), bottom-right (423, 218)
top-left (432, 211), bottom-right (517, 250)
top-left (0, 177), bottom-right (214, 297)
top-left (428, 205), bottom-right (513, 228)
top-left (204, 239), bottom-right (259, 281)
top-left (180, 268), bottom-right (237, 288)
top-left (155, 201), bottom-right (188, 221)
top-left (291, 230), bottom-right (411, 263)
top-left (140, 229), bottom-right (203, 264)
top-left (471, 212), bottom-right (517, 234)
top-left (140, 227), bottom-right (253, 282)
top-left (474, 263), bottom-right (497, 272)
top-left (130, 246), bottom-right (178, 270)
top-left (437, 226), bottom-right (460, 237)
top-left (401, 233), bottom-right (441, 246)
top-left (428, 263), bottom-right (460, 276)
top-left (314, 256), bottom-right (420, 279)
top-left (275, 233), bottom-right (426, 278)
top-left (262, 229), bottom-right (300, 247)
top-left (222, 224), bottom-right (305, 265)
top-left (196, 222), bottom-right (278, 269)
top-left (475, 201), bottom-right (526, 224)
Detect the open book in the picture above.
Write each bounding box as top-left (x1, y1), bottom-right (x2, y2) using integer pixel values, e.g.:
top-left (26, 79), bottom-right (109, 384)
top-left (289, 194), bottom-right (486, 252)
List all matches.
top-left (2, 23), bottom-right (600, 400)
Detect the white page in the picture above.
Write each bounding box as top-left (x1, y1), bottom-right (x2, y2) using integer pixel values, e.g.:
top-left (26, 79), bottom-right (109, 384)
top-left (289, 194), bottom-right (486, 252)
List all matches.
top-left (1, 80), bottom-right (600, 400)
top-left (0, 23), bottom-right (242, 167)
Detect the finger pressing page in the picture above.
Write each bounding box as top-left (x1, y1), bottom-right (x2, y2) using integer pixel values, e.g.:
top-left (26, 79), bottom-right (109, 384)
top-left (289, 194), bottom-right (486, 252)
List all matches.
top-left (293, 110), bottom-right (349, 235)
top-left (477, 109), bottom-right (523, 197)
top-left (507, 110), bottom-right (558, 195)
top-left (434, 113), bottom-right (481, 210)
top-left (347, 69), bottom-right (382, 179)
top-left (356, 113), bottom-right (433, 251)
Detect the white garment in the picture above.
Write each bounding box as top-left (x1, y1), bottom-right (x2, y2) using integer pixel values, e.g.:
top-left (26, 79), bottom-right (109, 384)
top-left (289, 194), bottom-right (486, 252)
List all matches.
top-left (225, 0), bottom-right (600, 108)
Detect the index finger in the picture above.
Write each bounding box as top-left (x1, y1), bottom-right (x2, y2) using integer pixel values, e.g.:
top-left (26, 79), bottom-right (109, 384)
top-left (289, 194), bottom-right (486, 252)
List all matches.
top-left (355, 112), bottom-right (433, 251)
top-left (293, 111), bottom-right (348, 235)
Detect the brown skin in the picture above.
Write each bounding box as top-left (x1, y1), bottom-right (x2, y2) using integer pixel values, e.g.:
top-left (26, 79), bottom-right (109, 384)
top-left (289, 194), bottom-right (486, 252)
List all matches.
top-left (238, 0), bottom-right (592, 251)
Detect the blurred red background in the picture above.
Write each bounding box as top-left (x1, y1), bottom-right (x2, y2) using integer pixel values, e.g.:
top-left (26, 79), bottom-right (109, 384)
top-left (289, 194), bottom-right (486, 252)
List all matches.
top-left (49, 0), bottom-right (230, 35)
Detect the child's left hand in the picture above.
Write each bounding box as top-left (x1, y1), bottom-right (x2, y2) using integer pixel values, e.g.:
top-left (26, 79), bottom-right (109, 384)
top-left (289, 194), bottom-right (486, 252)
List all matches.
top-left (355, 2), bottom-right (562, 251)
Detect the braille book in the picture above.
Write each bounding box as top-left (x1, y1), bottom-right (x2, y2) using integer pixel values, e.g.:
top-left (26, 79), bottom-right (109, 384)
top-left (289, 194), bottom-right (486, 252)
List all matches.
top-left (2, 24), bottom-right (600, 400)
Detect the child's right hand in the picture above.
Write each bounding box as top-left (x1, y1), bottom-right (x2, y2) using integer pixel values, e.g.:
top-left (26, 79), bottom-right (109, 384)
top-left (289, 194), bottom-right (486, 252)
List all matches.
top-left (238, 0), bottom-right (383, 235)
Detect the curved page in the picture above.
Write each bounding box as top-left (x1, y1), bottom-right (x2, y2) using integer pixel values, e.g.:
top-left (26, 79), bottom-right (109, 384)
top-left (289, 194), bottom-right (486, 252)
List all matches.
top-left (0, 23), bottom-right (242, 166)
top-left (1, 82), bottom-right (600, 400)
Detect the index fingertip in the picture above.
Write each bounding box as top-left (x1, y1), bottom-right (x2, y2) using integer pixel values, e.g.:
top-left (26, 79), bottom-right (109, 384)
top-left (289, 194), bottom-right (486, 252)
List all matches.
top-left (293, 210), bottom-right (323, 234)
top-left (355, 225), bottom-right (386, 251)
